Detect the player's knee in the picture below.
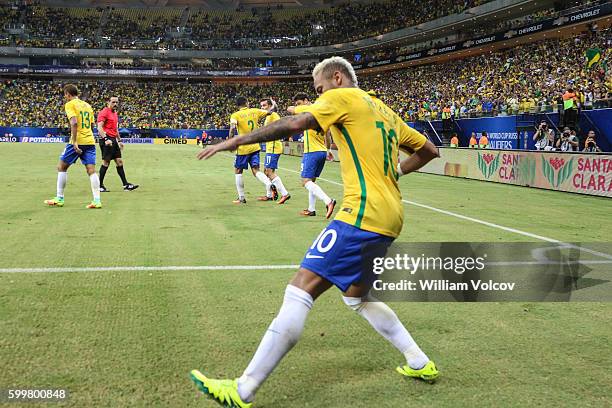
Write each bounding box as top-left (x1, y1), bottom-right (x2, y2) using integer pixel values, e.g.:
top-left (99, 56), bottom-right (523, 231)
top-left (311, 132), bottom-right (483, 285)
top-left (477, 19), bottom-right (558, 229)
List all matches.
top-left (115, 158), bottom-right (123, 166)
top-left (102, 160), bottom-right (110, 167)
top-left (342, 296), bottom-right (365, 312)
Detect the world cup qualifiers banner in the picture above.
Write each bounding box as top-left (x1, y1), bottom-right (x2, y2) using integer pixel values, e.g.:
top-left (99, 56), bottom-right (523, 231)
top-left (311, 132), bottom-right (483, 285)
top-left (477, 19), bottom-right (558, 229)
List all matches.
top-left (417, 148), bottom-right (612, 197)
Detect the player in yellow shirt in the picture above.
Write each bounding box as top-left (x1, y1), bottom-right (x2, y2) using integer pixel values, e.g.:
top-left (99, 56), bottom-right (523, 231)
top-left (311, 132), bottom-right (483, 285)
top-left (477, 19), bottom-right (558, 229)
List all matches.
top-left (260, 98), bottom-right (291, 204)
top-left (44, 84), bottom-right (101, 209)
top-left (194, 57), bottom-right (440, 407)
top-left (288, 93), bottom-right (335, 218)
top-left (229, 96), bottom-right (276, 204)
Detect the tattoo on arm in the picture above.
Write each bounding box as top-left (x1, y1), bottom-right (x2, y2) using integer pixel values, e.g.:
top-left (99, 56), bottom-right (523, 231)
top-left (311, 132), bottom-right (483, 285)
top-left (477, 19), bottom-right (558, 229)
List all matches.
top-left (239, 113), bottom-right (320, 145)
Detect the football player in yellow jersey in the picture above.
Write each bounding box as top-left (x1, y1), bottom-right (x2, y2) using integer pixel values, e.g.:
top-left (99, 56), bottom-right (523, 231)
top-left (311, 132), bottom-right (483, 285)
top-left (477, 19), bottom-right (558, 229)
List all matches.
top-left (44, 84), bottom-right (101, 209)
top-left (288, 93), bottom-right (336, 218)
top-left (260, 98), bottom-right (291, 204)
top-left (194, 57), bottom-right (440, 406)
top-left (229, 96), bottom-right (276, 204)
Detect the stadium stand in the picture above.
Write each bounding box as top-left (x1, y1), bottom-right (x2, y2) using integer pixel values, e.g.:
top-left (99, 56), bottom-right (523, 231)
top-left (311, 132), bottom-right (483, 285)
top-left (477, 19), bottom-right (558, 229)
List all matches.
top-left (186, 0), bottom-right (487, 49)
top-left (16, 6), bottom-right (102, 48)
top-left (361, 28), bottom-right (612, 122)
top-left (0, 0), bottom-right (598, 73)
top-left (0, 27), bottom-right (609, 130)
top-left (0, 79), bottom-right (313, 129)
top-left (2, 0), bottom-right (492, 50)
top-left (101, 7), bottom-right (183, 49)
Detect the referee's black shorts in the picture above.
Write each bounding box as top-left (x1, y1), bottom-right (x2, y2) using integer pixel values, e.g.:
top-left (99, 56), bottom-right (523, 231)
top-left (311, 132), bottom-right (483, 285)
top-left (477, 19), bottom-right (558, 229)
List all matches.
top-left (99, 137), bottom-right (122, 161)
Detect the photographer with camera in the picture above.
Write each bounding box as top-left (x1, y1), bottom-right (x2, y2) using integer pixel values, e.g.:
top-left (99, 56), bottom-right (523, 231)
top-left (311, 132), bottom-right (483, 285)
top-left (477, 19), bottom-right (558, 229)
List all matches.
top-left (555, 127), bottom-right (579, 152)
top-left (582, 130), bottom-right (602, 153)
top-left (533, 120), bottom-right (555, 151)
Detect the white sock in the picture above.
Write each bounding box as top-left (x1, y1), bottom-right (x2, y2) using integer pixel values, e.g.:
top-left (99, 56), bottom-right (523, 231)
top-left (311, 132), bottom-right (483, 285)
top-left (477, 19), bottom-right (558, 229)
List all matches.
top-left (343, 295), bottom-right (429, 370)
top-left (308, 191), bottom-right (316, 212)
top-left (271, 176), bottom-right (288, 196)
top-left (235, 174), bottom-right (245, 198)
top-left (89, 173), bottom-right (100, 201)
top-left (305, 180), bottom-right (331, 205)
top-left (237, 285), bottom-right (313, 403)
top-left (255, 171), bottom-right (272, 197)
top-left (56, 171), bottom-right (67, 198)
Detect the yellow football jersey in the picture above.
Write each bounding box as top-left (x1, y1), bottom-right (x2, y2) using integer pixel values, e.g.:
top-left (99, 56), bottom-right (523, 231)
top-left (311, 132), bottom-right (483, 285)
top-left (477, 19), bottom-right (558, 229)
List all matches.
top-left (295, 105), bottom-right (327, 153)
top-left (64, 98), bottom-right (95, 145)
top-left (302, 87), bottom-right (427, 238)
top-left (230, 107), bottom-right (269, 155)
top-left (264, 112), bottom-right (283, 154)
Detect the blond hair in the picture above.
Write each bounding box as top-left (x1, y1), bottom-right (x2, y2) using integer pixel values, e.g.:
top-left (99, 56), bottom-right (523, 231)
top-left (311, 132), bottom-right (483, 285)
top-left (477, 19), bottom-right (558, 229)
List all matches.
top-left (312, 56), bottom-right (358, 86)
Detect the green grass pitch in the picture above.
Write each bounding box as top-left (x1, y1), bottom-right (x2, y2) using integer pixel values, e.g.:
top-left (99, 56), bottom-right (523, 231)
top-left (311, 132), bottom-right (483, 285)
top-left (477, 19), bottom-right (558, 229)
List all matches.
top-left (1, 143), bottom-right (611, 407)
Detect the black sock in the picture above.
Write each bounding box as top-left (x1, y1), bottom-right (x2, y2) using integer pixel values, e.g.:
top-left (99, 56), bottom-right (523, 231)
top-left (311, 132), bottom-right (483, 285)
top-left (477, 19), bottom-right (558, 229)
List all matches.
top-left (99, 164), bottom-right (109, 185)
top-left (116, 165), bottom-right (128, 186)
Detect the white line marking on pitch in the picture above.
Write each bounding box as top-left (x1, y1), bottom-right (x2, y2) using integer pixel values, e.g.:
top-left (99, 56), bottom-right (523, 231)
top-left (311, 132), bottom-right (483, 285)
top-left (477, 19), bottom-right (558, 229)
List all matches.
top-left (0, 265), bottom-right (300, 274)
top-left (5, 155), bottom-right (607, 274)
top-left (277, 164), bottom-right (612, 260)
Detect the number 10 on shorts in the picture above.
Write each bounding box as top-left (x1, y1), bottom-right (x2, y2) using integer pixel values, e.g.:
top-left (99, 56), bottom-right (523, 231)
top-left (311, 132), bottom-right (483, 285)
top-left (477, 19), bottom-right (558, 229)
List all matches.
top-left (310, 227), bottom-right (338, 254)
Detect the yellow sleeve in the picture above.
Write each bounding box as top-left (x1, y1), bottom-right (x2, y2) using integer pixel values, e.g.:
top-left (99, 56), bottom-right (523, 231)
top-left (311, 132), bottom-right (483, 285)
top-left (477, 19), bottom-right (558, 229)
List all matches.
top-left (64, 102), bottom-right (77, 121)
top-left (300, 90), bottom-right (347, 134)
top-left (258, 109), bottom-right (269, 120)
top-left (398, 121), bottom-right (427, 154)
top-left (293, 105), bottom-right (308, 114)
top-left (265, 112), bottom-right (280, 126)
top-left (230, 112), bottom-right (238, 126)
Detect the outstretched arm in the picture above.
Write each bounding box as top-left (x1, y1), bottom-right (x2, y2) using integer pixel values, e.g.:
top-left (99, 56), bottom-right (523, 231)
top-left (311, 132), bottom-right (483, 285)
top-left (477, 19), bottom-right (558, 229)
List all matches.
top-left (198, 113), bottom-right (319, 160)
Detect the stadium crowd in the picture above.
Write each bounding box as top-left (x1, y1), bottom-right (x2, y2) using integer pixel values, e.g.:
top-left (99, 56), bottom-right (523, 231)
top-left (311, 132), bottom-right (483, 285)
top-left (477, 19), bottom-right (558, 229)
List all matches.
top-left (187, 0), bottom-right (486, 49)
top-left (361, 28), bottom-right (611, 122)
top-left (3, 0), bottom-right (495, 50)
top-left (0, 78), bottom-right (318, 129)
top-left (0, 29), bottom-right (609, 130)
